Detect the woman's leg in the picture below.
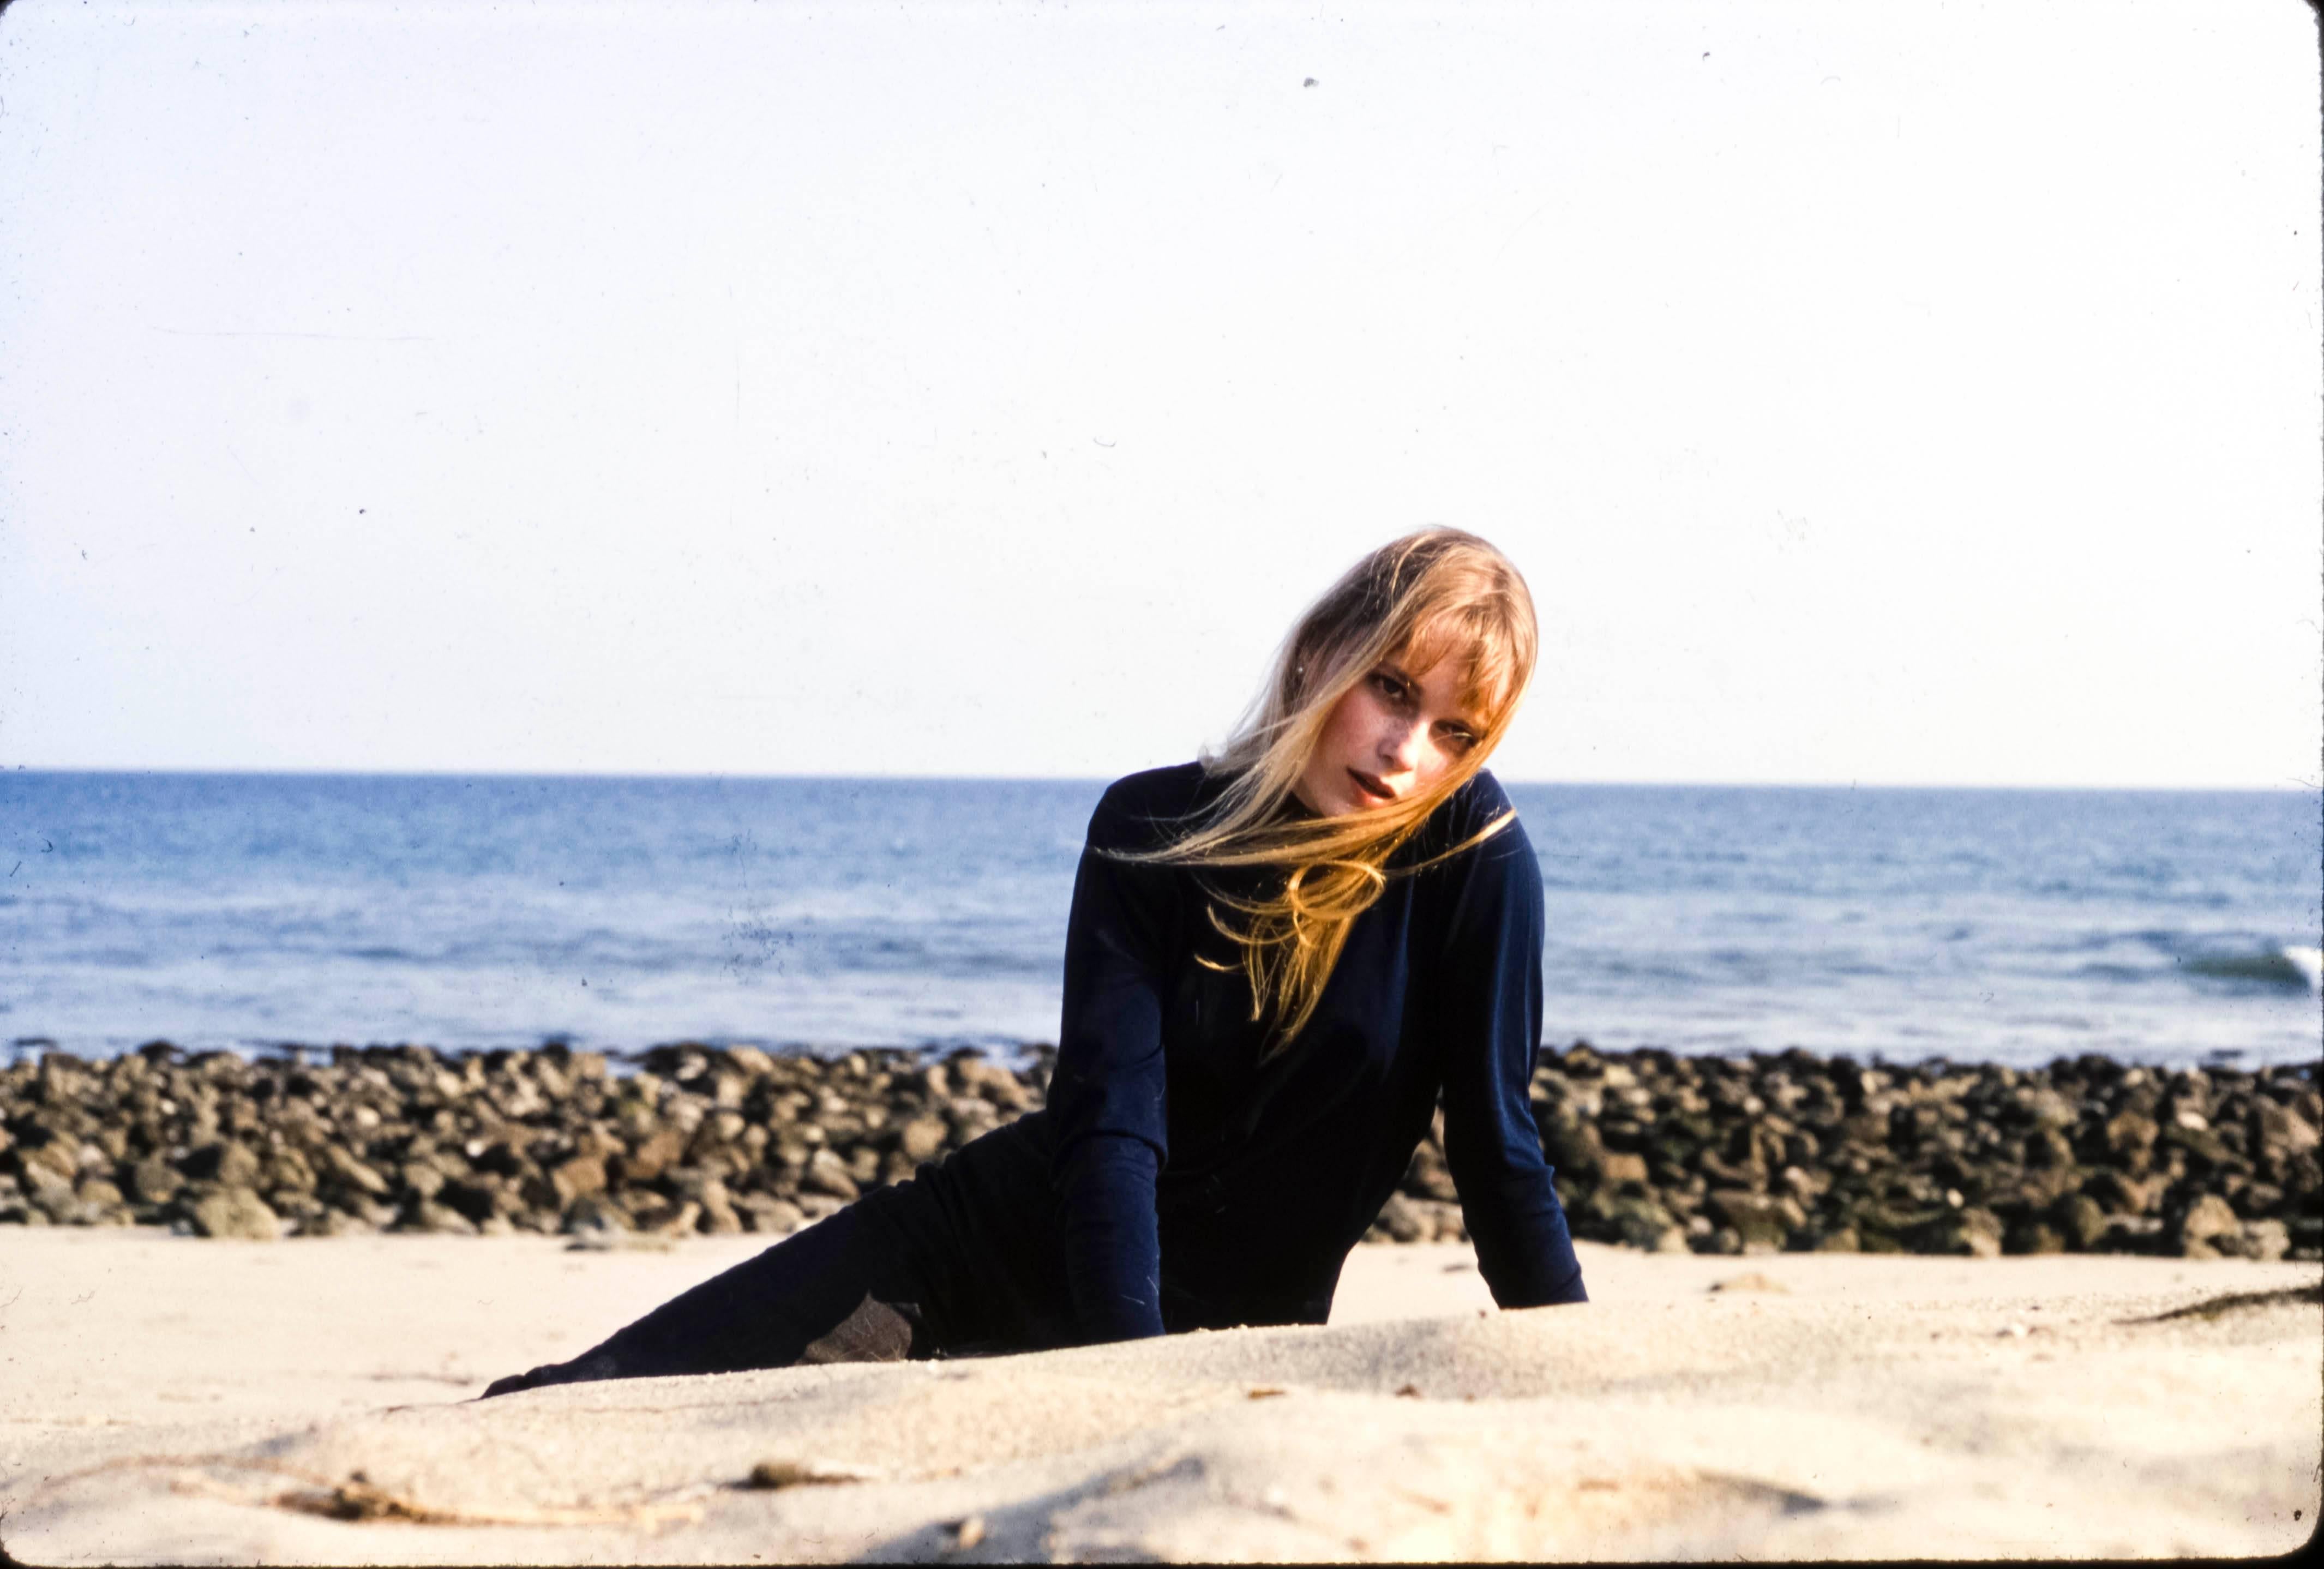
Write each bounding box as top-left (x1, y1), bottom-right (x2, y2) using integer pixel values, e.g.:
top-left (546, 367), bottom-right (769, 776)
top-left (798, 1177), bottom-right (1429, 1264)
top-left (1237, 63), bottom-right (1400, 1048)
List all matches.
top-left (481, 1197), bottom-right (938, 1397)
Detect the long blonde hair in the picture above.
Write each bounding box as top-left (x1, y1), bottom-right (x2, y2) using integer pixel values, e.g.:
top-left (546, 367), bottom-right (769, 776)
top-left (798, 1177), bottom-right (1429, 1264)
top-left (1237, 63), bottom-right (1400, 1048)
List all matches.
top-left (1122, 528), bottom-right (1539, 1053)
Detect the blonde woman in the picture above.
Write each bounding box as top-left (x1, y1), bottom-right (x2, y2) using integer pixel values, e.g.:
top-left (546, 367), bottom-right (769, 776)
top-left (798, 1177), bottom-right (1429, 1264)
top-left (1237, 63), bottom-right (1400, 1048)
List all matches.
top-left (484, 529), bottom-right (1584, 1395)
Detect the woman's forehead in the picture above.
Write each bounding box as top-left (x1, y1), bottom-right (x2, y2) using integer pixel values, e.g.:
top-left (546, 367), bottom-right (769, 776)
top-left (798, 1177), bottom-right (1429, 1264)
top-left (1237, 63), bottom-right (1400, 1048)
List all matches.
top-left (1390, 635), bottom-right (1515, 723)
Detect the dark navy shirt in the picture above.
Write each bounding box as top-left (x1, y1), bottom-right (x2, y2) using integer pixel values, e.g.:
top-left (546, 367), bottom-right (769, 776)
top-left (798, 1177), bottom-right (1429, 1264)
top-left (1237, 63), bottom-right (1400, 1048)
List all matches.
top-left (1045, 762), bottom-right (1587, 1343)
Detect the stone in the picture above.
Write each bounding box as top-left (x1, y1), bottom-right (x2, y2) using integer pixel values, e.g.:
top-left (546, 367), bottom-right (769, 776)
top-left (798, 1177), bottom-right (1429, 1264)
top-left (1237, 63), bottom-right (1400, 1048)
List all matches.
top-left (803, 1147), bottom-right (861, 1201)
top-left (1918, 1206), bottom-right (2003, 1258)
top-left (622, 1127), bottom-right (688, 1185)
top-left (1598, 1150), bottom-right (1650, 1188)
top-left (2173, 1192), bottom-right (2241, 1247)
top-left (322, 1145), bottom-right (391, 1197)
top-left (1372, 1193), bottom-right (1430, 1243)
top-left (1538, 1112), bottom-right (1605, 1180)
top-left (550, 1154), bottom-right (607, 1207)
top-left (2227, 1219), bottom-right (2291, 1263)
top-left (1690, 1225), bottom-right (1744, 1256)
top-left (737, 1194), bottom-right (806, 1234)
top-left (950, 1057), bottom-right (1031, 1111)
top-left (260, 1147), bottom-right (317, 1192)
top-left (399, 1199), bottom-right (479, 1235)
top-left (183, 1140), bottom-right (262, 1189)
top-left (128, 1156), bottom-right (184, 1205)
top-left (2005, 1219), bottom-right (2067, 1255)
top-left (74, 1176), bottom-right (128, 1215)
top-left (1706, 1189), bottom-right (1804, 1251)
top-left (562, 1193), bottom-right (633, 1235)
top-left (2103, 1110), bottom-right (2159, 1158)
top-left (892, 1115), bottom-right (948, 1167)
top-left (1606, 1195), bottom-right (1686, 1253)
top-left (190, 1186), bottom-right (280, 1241)
top-left (638, 1199), bottom-right (702, 1236)
top-left (2049, 1193), bottom-right (2110, 1251)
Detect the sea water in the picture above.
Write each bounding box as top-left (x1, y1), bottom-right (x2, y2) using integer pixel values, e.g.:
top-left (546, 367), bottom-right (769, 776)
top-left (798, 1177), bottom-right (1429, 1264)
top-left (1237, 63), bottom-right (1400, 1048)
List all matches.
top-left (1, 772), bottom-right (2315, 1070)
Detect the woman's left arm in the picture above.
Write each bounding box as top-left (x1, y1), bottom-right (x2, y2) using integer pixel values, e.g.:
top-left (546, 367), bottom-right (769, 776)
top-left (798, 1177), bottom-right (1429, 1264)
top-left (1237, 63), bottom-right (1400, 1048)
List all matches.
top-left (1433, 798), bottom-right (1588, 1306)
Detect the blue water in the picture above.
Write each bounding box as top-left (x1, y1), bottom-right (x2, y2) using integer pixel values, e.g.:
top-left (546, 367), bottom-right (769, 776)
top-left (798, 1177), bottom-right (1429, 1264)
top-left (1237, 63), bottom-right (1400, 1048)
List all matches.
top-left (2, 772), bottom-right (2316, 1070)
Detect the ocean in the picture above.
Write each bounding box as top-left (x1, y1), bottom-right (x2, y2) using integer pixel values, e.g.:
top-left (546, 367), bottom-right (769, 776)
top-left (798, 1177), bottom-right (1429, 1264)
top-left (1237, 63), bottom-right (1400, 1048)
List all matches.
top-left (2, 772), bottom-right (2316, 1071)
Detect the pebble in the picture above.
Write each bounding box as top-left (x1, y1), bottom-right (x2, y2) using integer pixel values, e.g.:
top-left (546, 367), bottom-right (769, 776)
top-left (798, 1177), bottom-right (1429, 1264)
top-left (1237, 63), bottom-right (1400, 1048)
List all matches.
top-left (0, 1041), bottom-right (2313, 1264)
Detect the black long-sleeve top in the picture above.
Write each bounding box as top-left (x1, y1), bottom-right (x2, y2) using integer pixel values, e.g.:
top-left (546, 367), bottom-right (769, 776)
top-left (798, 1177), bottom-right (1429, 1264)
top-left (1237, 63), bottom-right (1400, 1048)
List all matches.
top-left (1044, 762), bottom-right (1587, 1343)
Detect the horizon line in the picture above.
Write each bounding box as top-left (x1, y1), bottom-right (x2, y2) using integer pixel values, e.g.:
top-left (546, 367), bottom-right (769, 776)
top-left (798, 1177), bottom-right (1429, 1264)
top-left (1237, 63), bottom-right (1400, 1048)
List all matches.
top-left (5, 763), bottom-right (2317, 794)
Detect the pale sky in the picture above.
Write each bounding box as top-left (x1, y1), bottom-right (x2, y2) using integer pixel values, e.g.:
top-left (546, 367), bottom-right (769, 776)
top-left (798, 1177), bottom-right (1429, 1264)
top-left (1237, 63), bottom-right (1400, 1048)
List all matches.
top-left (1, 0), bottom-right (2316, 787)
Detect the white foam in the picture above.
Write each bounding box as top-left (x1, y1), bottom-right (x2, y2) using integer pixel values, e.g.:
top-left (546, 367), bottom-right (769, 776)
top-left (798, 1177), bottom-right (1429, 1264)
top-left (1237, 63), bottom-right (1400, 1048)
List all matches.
top-left (2285, 945), bottom-right (2323, 991)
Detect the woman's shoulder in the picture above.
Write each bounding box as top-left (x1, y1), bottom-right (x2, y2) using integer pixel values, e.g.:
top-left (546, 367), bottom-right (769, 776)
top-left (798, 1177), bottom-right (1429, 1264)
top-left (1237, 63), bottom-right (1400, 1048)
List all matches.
top-left (1432, 767), bottom-right (1522, 839)
top-left (1086, 761), bottom-right (1216, 852)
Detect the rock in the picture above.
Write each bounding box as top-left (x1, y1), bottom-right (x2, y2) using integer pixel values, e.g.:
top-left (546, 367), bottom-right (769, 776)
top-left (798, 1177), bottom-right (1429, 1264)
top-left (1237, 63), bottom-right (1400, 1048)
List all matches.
top-left (399, 1199), bottom-right (479, 1235)
top-left (2025, 1127), bottom-right (2075, 1170)
top-left (736, 1194), bottom-right (806, 1234)
top-left (1372, 1193), bottom-right (1430, 1243)
top-left (2224, 1219), bottom-right (2291, 1263)
top-left (190, 1186), bottom-right (280, 1241)
top-left (298, 1207), bottom-right (375, 1237)
top-left (802, 1147), bottom-right (860, 1201)
top-left (948, 1057), bottom-right (1030, 1111)
top-left (2082, 1169), bottom-right (2161, 1216)
top-left (621, 1127), bottom-right (688, 1185)
top-left (127, 1156), bottom-right (184, 1205)
top-left (182, 1140), bottom-right (262, 1189)
top-left (1917, 1206), bottom-right (2002, 1258)
top-left (1690, 1224), bottom-right (1744, 1256)
top-left (260, 1147), bottom-right (317, 1193)
top-left (1706, 1189), bottom-right (1804, 1251)
top-left (2103, 1110), bottom-right (2159, 1158)
top-left (74, 1176), bottom-right (128, 1216)
top-left (561, 1193), bottom-right (633, 1235)
top-left (1538, 1111), bottom-right (1605, 1180)
top-left (637, 1199), bottom-right (702, 1236)
top-left (2170, 1192), bottom-right (2241, 1258)
top-left (550, 1154), bottom-right (607, 1207)
top-left (897, 1115), bottom-right (948, 1164)
top-left (322, 1145), bottom-right (391, 1197)
top-left (1605, 1194), bottom-right (1686, 1253)
top-left (2005, 1219), bottom-right (2068, 1255)
top-left (2049, 1193), bottom-right (2110, 1251)
top-left (1598, 1150), bottom-right (1650, 1188)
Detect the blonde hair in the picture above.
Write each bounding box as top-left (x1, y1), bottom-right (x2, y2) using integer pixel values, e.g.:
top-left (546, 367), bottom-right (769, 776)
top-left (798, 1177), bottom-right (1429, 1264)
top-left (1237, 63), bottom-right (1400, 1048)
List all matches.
top-left (1122, 528), bottom-right (1539, 1053)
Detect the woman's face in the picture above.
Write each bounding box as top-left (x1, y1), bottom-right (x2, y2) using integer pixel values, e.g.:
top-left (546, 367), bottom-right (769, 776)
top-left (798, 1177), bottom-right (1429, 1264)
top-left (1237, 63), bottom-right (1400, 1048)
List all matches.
top-left (1293, 652), bottom-right (1483, 817)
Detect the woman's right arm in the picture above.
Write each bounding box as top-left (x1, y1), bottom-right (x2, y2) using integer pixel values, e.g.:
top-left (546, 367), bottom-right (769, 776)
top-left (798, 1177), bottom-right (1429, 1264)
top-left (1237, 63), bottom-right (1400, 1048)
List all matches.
top-left (1046, 787), bottom-right (1177, 1343)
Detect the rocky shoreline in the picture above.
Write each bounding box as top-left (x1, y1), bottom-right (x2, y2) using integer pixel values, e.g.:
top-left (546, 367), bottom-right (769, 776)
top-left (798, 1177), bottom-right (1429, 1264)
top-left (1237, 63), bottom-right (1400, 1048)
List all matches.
top-left (2, 1042), bottom-right (2315, 1262)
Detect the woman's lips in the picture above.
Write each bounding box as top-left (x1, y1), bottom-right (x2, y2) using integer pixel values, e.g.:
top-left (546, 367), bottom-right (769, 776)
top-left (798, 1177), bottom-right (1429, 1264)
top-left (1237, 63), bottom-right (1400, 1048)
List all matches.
top-left (1347, 768), bottom-right (1395, 804)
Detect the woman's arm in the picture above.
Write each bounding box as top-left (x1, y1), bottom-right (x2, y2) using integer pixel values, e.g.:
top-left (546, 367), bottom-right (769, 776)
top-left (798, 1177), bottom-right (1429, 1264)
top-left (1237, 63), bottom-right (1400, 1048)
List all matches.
top-left (1046, 784), bottom-right (1179, 1342)
top-left (1434, 791), bottom-right (1588, 1306)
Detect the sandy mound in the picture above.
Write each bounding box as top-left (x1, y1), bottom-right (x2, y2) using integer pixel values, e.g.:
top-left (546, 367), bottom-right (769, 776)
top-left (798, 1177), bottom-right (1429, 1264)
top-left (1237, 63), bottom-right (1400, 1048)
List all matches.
top-left (6, 1235), bottom-right (2315, 1563)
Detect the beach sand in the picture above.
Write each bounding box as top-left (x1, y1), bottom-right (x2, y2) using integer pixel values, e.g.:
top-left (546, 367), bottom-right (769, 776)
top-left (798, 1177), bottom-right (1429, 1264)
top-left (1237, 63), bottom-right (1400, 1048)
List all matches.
top-left (2, 1229), bottom-right (2316, 1563)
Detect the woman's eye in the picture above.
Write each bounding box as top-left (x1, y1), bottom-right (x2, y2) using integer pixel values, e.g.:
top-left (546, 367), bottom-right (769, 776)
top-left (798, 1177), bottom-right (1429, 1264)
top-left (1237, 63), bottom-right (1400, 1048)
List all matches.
top-left (1440, 728), bottom-right (1476, 754)
top-left (1371, 672), bottom-right (1407, 702)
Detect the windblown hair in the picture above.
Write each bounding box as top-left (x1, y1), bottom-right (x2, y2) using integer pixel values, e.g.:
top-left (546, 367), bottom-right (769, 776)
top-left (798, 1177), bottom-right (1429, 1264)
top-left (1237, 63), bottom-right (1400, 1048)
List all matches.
top-left (1121, 527), bottom-right (1539, 1055)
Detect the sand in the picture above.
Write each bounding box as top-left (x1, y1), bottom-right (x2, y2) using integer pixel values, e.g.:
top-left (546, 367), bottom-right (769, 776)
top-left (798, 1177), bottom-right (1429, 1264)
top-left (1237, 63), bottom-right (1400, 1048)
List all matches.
top-left (2, 1228), bottom-right (2316, 1563)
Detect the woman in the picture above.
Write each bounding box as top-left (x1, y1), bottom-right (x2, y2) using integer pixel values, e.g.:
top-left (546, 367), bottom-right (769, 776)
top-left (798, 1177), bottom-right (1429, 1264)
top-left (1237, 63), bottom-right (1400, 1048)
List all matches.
top-left (483, 528), bottom-right (1583, 1397)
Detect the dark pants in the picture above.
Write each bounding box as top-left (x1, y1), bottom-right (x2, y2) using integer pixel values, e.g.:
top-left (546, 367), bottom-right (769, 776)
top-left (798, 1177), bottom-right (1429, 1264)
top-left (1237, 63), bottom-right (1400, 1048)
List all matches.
top-left (482, 1113), bottom-right (1080, 1397)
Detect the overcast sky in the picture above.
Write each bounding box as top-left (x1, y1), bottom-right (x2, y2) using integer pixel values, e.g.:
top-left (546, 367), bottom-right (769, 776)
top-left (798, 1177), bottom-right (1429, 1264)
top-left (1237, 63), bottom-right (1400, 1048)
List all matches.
top-left (1, 0), bottom-right (2315, 787)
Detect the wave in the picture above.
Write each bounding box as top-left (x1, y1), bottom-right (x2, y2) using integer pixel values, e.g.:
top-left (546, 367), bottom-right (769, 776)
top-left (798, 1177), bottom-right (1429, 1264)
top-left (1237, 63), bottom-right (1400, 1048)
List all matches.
top-left (2182, 945), bottom-right (2322, 990)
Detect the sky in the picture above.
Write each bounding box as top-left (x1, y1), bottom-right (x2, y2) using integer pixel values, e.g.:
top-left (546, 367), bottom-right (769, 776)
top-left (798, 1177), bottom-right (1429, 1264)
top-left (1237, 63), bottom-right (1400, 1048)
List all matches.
top-left (1, 0), bottom-right (2316, 788)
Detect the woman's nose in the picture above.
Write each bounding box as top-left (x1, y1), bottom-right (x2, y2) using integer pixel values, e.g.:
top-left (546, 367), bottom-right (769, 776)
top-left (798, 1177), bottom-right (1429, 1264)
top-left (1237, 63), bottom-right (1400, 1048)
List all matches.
top-left (1380, 720), bottom-right (1424, 772)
